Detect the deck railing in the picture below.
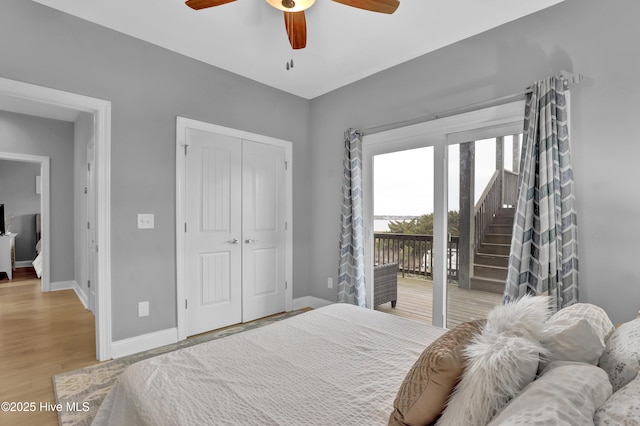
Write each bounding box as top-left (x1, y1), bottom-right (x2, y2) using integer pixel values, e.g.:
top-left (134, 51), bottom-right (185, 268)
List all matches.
top-left (374, 233), bottom-right (459, 280)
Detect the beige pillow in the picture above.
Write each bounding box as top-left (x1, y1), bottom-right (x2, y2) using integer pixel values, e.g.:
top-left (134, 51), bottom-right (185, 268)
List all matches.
top-left (389, 320), bottom-right (486, 426)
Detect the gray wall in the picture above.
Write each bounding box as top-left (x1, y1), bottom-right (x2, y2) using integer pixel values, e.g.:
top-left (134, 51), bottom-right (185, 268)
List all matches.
top-left (0, 112), bottom-right (75, 282)
top-left (308, 0), bottom-right (640, 324)
top-left (0, 0), bottom-right (311, 340)
top-left (0, 160), bottom-right (41, 261)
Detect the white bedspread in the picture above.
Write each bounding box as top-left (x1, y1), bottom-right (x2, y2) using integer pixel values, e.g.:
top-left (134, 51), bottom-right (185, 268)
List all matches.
top-left (92, 303), bottom-right (445, 426)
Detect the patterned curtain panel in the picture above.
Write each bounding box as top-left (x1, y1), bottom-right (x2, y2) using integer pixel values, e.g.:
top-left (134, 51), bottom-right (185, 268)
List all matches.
top-left (337, 128), bottom-right (367, 307)
top-left (504, 76), bottom-right (579, 311)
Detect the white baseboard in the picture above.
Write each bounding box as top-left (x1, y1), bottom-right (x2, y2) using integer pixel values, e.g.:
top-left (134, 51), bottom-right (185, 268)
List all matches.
top-left (292, 296), bottom-right (333, 310)
top-left (111, 328), bottom-right (178, 359)
top-left (50, 280), bottom-right (77, 291)
top-left (15, 261), bottom-right (34, 268)
top-left (73, 285), bottom-right (89, 310)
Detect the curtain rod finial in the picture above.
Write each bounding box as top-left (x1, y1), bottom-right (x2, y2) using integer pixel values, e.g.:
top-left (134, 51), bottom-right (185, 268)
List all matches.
top-left (559, 71), bottom-right (584, 86)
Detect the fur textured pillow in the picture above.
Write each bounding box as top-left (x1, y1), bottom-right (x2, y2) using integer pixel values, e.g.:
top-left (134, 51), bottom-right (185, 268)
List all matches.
top-left (436, 295), bottom-right (551, 426)
top-left (389, 320), bottom-right (486, 426)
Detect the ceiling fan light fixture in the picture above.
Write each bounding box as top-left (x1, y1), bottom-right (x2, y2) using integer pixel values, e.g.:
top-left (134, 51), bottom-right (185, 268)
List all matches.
top-left (265, 0), bottom-right (315, 12)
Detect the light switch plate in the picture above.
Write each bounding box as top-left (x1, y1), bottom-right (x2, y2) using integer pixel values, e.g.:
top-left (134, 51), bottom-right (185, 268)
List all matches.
top-left (138, 301), bottom-right (149, 317)
top-left (137, 214), bottom-right (154, 229)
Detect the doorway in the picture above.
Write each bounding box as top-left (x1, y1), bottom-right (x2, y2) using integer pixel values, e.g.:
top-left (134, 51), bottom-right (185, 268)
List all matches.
top-left (0, 77), bottom-right (112, 361)
top-left (0, 153), bottom-right (49, 290)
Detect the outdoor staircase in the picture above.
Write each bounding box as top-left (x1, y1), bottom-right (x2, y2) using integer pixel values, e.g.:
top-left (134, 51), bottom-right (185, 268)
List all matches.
top-left (470, 207), bottom-right (514, 294)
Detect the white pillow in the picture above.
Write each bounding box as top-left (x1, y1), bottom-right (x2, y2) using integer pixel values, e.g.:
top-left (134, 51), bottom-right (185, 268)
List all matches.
top-left (436, 295), bottom-right (551, 426)
top-left (595, 372), bottom-right (640, 425)
top-left (599, 319), bottom-right (640, 392)
top-left (542, 303), bottom-right (615, 368)
top-left (488, 362), bottom-right (612, 426)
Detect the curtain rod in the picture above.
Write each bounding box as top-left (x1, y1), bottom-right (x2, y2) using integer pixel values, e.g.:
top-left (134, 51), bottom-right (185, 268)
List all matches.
top-left (360, 72), bottom-right (583, 137)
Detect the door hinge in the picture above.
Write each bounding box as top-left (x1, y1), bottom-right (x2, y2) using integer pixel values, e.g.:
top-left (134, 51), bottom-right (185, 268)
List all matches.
top-left (84, 187), bottom-right (88, 194)
top-left (87, 163), bottom-right (91, 171)
top-left (87, 221), bottom-right (90, 230)
top-left (285, 221), bottom-right (288, 231)
top-left (284, 161), bottom-right (289, 171)
top-left (185, 299), bottom-right (188, 309)
top-left (185, 222), bottom-right (187, 233)
top-left (184, 144), bottom-right (189, 155)
top-left (285, 281), bottom-right (288, 290)
top-left (87, 280), bottom-right (91, 288)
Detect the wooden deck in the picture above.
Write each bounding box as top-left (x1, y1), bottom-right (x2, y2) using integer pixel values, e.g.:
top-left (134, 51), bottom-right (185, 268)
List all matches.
top-left (375, 276), bottom-right (503, 328)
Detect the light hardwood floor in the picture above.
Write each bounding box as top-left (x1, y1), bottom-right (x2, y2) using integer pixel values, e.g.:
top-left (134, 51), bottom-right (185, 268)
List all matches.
top-left (0, 268), bottom-right (99, 426)
top-left (375, 275), bottom-right (503, 328)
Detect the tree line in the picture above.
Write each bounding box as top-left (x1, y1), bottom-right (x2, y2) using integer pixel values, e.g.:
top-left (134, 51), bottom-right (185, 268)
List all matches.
top-left (387, 211), bottom-right (460, 236)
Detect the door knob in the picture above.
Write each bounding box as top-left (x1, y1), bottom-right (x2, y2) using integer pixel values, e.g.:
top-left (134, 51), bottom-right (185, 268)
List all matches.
top-left (228, 238), bottom-right (240, 244)
top-left (245, 239), bottom-right (257, 244)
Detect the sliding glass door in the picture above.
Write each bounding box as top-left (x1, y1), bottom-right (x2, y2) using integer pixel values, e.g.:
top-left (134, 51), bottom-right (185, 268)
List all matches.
top-left (363, 101), bottom-right (524, 328)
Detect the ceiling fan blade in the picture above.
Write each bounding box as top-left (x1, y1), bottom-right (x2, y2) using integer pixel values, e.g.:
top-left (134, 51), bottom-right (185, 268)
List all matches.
top-left (284, 11), bottom-right (307, 50)
top-left (332, 0), bottom-right (399, 14)
top-left (185, 0), bottom-right (236, 11)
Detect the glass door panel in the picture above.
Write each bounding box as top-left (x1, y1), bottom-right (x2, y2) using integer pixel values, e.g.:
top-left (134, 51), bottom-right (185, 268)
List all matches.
top-left (373, 147), bottom-right (435, 323)
top-left (446, 137), bottom-right (517, 328)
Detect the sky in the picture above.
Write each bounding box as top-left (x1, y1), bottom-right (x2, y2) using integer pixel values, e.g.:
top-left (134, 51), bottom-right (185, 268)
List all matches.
top-left (374, 137), bottom-right (517, 216)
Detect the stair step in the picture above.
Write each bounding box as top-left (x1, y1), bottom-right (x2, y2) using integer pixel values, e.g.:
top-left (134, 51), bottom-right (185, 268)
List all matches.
top-left (470, 277), bottom-right (506, 294)
top-left (474, 253), bottom-right (509, 267)
top-left (477, 243), bottom-right (511, 256)
top-left (483, 233), bottom-right (512, 244)
top-left (488, 224), bottom-right (513, 235)
top-left (495, 207), bottom-right (515, 217)
top-left (474, 264), bottom-right (508, 280)
top-left (491, 215), bottom-right (514, 225)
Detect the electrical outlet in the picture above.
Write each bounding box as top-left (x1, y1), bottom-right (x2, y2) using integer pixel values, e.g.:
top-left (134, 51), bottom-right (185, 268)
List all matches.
top-left (138, 301), bottom-right (149, 317)
top-left (137, 214), bottom-right (154, 229)
top-left (327, 277), bottom-right (333, 289)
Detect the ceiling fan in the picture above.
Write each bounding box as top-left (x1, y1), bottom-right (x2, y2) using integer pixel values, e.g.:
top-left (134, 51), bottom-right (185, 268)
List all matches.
top-left (185, 0), bottom-right (400, 50)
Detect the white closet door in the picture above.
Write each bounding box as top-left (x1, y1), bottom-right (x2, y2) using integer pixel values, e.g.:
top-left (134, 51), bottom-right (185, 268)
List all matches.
top-left (185, 129), bottom-right (242, 336)
top-left (242, 140), bottom-right (287, 322)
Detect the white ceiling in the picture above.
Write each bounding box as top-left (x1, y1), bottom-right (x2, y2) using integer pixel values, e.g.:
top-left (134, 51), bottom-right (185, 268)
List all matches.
top-left (32, 0), bottom-right (565, 99)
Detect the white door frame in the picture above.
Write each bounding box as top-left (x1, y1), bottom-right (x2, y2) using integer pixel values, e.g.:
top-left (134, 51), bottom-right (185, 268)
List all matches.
top-left (0, 77), bottom-right (112, 361)
top-left (176, 117), bottom-right (293, 341)
top-left (362, 101), bottom-right (524, 327)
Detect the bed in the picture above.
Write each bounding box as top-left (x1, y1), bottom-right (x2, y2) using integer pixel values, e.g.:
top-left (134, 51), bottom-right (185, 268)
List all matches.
top-left (92, 303), bottom-right (446, 425)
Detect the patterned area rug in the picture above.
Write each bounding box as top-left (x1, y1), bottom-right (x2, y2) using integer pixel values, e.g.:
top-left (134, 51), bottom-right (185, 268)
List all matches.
top-left (52, 310), bottom-right (304, 425)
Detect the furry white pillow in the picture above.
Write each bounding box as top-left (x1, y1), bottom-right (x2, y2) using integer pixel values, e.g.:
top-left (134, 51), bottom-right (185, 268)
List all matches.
top-left (437, 295), bottom-right (551, 426)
